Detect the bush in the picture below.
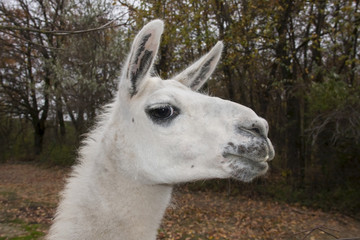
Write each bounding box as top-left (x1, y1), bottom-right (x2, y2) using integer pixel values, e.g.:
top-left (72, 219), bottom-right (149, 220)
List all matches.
top-left (307, 78), bottom-right (360, 145)
top-left (38, 142), bottom-right (77, 166)
top-left (306, 77), bottom-right (360, 195)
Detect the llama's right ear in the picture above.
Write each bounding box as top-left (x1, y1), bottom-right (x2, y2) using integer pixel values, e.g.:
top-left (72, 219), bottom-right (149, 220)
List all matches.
top-left (119, 20), bottom-right (164, 98)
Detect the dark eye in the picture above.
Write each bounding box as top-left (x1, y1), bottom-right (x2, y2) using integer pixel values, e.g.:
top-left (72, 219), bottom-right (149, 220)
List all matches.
top-left (149, 105), bottom-right (174, 119)
top-left (146, 105), bottom-right (179, 125)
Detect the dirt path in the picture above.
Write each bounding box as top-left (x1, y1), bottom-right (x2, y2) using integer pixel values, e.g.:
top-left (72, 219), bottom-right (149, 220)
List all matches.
top-left (0, 163), bottom-right (359, 239)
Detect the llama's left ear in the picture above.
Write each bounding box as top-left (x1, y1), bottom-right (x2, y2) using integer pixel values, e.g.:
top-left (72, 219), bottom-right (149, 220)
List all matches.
top-left (173, 41), bottom-right (223, 91)
top-left (120, 20), bottom-right (164, 97)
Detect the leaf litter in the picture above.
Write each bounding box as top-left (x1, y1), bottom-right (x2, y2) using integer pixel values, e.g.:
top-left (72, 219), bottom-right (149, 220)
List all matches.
top-left (0, 163), bottom-right (359, 239)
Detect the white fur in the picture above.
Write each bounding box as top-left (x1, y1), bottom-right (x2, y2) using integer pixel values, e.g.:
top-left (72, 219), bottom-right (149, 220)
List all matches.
top-left (47, 20), bottom-right (275, 240)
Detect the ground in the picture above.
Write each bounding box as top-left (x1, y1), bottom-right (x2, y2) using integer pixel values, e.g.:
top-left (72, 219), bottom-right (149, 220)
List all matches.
top-left (0, 163), bottom-right (359, 240)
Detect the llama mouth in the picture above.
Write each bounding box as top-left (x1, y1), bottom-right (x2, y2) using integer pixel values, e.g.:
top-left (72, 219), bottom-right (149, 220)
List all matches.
top-left (222, 152), bottom-right (270, 163)
top-left (222, 153), bottom-right (269, 182)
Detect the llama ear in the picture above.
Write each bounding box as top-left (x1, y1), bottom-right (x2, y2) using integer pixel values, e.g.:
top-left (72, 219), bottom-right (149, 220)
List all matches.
top-left (173, 41), bottom-right (223, 91)
top-left (120, 20), bottom-right (164, 97)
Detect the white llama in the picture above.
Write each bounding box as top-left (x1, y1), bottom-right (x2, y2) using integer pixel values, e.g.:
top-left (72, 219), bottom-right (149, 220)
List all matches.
top-left (47, 19), bottom-right (275, 240)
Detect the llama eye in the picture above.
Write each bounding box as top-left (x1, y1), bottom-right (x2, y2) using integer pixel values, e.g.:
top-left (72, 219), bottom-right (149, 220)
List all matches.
top-left (146, 105), bottom-right (179, 124)
top-left (151, 106), bottom-right (173, 118)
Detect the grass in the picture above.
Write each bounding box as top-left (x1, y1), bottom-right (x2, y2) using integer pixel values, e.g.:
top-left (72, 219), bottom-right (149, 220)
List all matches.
top-left (0, 220), bottom-right (45, 240)
top-left (0, 191), bottom-right (18, 201)
top-left (0, 186), bottom-right (49, 239)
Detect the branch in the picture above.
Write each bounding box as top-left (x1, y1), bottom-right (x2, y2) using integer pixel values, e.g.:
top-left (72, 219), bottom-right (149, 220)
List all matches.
top-left (117, 0), bottom-right (138, 13)
top-left (280, 225), bottom-right (360, 240)
top-left (0, 17), bottom-right (126, 36)
top-left (301, 225), bottom-right (339, 240)
top-left (1, 29), bottom-right (61, 50)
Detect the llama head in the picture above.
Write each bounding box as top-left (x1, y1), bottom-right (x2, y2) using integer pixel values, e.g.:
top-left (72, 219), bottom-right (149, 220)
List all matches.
top-left (108, 19), bottom-right (275, 184)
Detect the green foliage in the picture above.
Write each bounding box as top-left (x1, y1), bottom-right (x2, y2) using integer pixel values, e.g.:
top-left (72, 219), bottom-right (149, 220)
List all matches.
top-left (0, 118), bottom-right (78, 166)
top-left (0, 118), bottom-right (34, 162)
top-left (38, 142), bottom-right (77, 167)
top-left (307, 76), bottom-right (360, 144)
top-left (306, 75), bottom-right (360, 195)
top-left (37, 123), bottom-right (79, 166)
top-left (306, 76), bottom-right (360, 143)
top-left (307, 77), bottom-right (357, 114)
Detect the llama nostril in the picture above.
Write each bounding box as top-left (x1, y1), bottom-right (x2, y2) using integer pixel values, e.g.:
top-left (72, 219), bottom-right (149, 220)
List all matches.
top-left (249, 120), bottom-right (268, 138)
top-left (251, 127), bottom-right (261, 135)
top-left (237, 125), bottom-right (266, 138)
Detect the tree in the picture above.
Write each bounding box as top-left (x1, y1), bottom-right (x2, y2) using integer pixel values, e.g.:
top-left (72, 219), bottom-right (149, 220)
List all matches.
top-left (50, 0), bottom-right (126, 136)
top-left (0, 0), bottom-right (61, 154)
top-left (0, 0), bottom-right (126, 153)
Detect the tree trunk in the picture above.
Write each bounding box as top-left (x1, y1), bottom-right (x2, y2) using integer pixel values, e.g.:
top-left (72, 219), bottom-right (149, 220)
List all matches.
top-left (269, 0), bottom-right (306, 186)
top-left (310, 0), bottom-right (326, 83)
top-left (350, 0), bottom-right (359, 86)
top-left (33, 119), bottom-right (45, 155)
top-left (213, 0), bottom-right (235, 101)
top-left (56, 95), bottom-right (66, 137)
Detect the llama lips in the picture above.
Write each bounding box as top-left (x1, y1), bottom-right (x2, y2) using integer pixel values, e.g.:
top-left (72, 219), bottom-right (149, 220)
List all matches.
top-left (222, 152), bottom-right (269, 164)
top-left (224, 154), bottom-right (269, 182)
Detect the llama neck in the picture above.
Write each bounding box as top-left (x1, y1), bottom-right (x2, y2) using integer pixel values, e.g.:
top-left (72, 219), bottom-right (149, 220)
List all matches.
top-left (48, 144), bottom-right (173, 240)
top-left (92, 163), bottom-right (173, 240)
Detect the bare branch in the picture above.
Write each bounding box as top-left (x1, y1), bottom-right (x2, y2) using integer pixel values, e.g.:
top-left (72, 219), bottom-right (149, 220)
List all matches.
top-left (0, 17), bottom-right (126, 36)
top-left (301, 225), bottom-right (339, 240)
top-left (0, 30), bottom-right (61, 50)
top-left (117, 0), bottom-right (138, 13)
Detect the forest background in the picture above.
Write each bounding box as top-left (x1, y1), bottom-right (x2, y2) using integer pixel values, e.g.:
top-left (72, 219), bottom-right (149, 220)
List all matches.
top-left (0, 0), bottom-right (359, 217)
